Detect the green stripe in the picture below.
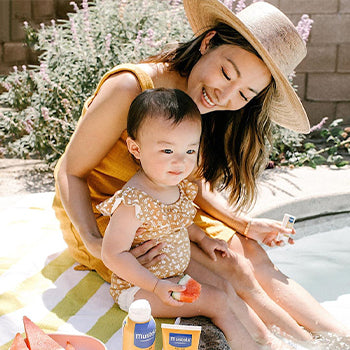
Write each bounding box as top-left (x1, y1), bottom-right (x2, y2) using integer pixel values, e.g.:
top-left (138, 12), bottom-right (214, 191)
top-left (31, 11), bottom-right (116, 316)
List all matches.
top-left (0, 250), bottom-right (74, 315)
top-left (87, 305), bottom-right (126, 343)
top-left (155, 318), bottom-right (174, 350)
top-left (1, 272), bottom-right (105, 350)
top-left (44, 271), bottom-right (105, 323)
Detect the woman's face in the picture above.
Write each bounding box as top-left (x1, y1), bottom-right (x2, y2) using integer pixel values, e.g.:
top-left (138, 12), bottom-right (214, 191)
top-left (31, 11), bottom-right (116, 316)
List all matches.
top-left (186, 32), bottom-right (272, 114)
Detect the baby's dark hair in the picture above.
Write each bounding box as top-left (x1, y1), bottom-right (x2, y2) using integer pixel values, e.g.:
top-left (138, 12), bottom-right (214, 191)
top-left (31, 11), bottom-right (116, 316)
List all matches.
top-left (127, 88), bottom-right (201, 140)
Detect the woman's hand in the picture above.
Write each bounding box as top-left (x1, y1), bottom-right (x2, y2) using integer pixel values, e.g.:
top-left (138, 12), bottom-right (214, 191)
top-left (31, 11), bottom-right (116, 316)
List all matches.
top-left (244, 218), bottom-right (295, 247)
top-left (197, 236), bottom-right (231, 261)
top-left (153, 279), bottom-right (185, 306)
top-left (130, 239), bottom-right (166, 268)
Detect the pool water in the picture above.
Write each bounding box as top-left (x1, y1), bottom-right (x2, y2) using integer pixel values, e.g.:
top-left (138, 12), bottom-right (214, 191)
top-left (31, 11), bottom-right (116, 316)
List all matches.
top-left (267, 216), bottom-right (350, 349)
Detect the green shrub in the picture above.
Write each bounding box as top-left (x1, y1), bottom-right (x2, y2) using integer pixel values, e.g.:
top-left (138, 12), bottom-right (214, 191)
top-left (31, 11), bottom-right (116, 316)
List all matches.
top-left (270, 118), bottom-right (350, 168)
top-left (1, 0), bottom-right (348, 167)
top-left (0, 0), bottom-right (191, 162)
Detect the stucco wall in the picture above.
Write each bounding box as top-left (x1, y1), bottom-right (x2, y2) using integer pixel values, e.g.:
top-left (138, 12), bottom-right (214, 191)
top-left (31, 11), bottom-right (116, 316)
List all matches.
top-left (0, 0), bottom-right (349, 125)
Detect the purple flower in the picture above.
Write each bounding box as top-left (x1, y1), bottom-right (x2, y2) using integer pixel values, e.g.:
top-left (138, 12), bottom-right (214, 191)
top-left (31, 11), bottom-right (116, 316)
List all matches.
top-left (296, 14), bottom-right (313, 43)
top-left (70, 18), bottom-right (79, 45)
top-left (144, 28), bottom-right (158, 48)
top-left (134, 30), bottom-right (143, 47)
top-left (169, 0), bottom-right (182, 6)
top-left (62, 99), bottom-right (72, 117)
top-left (41, 107), bottom-right (50, 121)
top-left (309, 117), bottom-right (328, 133)
top-left (24, 119), bottom-right (34, 134)
top-left (235, 0), bottom-right (246, 13)
top-left (1, 82), bottom-right (11, 91)
top-left (105, 33), bottom-right (112, 53)
top-left (40, 62), bottom-right (50, 82)
top-left (222, 0), bottom-right (234, 11)
top-left (70, 1), bottom-right (79, 12)
top-left (51, 20), bottom-right (58, 46)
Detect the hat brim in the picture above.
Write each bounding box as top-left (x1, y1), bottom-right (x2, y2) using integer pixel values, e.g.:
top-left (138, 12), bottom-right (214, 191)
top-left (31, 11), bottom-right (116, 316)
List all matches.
top-left (183, 0), bottom-right (310, 134)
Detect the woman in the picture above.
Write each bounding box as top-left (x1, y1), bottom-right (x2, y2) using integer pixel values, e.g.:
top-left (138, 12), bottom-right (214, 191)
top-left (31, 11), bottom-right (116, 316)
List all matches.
top-left (53, 0), bottom-right (349, 343)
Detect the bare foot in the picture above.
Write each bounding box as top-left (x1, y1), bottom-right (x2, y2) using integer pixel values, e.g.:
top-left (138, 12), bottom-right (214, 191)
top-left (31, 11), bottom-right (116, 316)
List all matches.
top-left (261, 334), bottom-right (295, 350)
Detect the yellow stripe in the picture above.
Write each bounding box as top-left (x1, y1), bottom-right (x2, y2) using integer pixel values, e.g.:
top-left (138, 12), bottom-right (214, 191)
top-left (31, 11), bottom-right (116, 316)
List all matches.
top-left (1, 272), bottom-right (105, 349)
top-left (0, 250), bottom-right (74, 315)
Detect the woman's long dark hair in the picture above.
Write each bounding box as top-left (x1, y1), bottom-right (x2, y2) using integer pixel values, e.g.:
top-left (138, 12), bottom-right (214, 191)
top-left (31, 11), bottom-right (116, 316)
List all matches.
top-left (143, 23), bottom-right (274, 211)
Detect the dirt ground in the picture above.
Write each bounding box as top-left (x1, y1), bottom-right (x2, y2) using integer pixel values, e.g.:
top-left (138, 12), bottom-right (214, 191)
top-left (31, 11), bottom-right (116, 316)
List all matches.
top-left (0, 158), bottom-right (55, 196)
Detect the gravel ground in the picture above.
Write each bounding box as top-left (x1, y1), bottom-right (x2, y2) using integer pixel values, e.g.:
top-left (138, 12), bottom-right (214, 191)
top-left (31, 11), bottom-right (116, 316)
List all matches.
top-left (0, 158), bottom-right (55, 196)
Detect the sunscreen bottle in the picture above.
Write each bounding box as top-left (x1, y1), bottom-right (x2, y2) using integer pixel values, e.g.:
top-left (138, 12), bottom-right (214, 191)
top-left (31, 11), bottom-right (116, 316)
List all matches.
top-left (277, 213), bottom-right (296, 244)
top-left (122, 299), bottom-right (156, 350)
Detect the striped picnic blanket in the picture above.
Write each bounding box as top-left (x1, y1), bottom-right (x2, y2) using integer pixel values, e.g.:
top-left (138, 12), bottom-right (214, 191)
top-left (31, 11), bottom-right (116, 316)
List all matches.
top-left (0, 192), bottom-right (173, 350)
top-left (2, 192), bottom-right (350, 350)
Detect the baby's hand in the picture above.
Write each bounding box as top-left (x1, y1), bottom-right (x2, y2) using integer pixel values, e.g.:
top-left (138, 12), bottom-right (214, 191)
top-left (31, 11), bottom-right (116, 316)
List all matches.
top-left (153, 279), bottom-right (185, 307)
top-left (198, 236), bottom-right (231, 261)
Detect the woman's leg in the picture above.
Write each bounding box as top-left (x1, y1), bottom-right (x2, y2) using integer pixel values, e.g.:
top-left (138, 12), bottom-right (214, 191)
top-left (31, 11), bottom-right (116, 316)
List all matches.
top-left (190, 241), bottom-right (312, 341)
top-left (185, 258), bottom-right (290, 348)
top-left (237, 235), bottom-right (350, 336)
top-left (134, 278), bottom-right (261, 350)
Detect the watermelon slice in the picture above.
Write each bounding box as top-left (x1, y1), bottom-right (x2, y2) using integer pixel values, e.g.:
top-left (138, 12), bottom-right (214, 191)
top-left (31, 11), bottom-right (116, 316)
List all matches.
top-left (9, 333), bottom-right (29, 350)
top-left (23, 316), bottom-right (64, 350)
top-left (65, 341), bottom-right (76, 350)
top-left (172, 274), bottom-right (201, 303)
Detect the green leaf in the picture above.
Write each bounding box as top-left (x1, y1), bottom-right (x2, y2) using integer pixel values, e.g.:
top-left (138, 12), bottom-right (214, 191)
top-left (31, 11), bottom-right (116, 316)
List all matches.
top-left (308, 160), bottom-right (317, 169)
top-left (329, 118), bottom-right (343, 128)
top-left (303, 142), bottom-right (315, 150)
top-left (335, 160), bottom-right (349, 167)
top-left (311, 155), bottom-right (326, 165)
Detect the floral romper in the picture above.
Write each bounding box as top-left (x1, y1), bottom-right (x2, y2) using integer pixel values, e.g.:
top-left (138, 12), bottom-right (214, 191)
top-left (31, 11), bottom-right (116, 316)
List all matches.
top-left (96, 179), bottom-right (197, 304)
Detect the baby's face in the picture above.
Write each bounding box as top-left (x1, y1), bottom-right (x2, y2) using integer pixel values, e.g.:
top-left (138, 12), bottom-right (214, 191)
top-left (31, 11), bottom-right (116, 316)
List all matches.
top-left (135, 115), bottom-right (201, 187)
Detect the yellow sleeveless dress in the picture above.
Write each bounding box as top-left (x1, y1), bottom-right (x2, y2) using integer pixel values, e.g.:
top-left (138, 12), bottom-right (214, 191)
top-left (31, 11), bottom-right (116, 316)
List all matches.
top-left (52, 63), bottom-right (235, 283)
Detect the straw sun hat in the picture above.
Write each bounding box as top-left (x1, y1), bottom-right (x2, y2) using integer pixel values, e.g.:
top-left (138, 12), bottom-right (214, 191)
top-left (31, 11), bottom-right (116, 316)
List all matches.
top-left (183, 0), bottom-right (310, 133)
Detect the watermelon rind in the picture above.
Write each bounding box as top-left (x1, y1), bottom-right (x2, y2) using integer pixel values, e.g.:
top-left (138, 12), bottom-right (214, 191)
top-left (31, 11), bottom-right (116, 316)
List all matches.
top-left (171, 274), bottom-right (198, 301)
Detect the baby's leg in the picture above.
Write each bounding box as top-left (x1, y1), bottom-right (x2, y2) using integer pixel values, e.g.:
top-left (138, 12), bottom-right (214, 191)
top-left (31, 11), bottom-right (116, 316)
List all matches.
top-left (134, 279), bottom-right (260, 350)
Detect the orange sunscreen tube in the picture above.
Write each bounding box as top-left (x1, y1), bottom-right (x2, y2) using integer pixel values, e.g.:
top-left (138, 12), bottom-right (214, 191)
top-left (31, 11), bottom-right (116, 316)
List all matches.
top-left (161, 323), bottom-right (201, 350)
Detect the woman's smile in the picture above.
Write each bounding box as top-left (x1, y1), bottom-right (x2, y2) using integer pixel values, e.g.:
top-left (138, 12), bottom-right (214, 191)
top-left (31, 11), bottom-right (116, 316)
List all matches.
top-left (202, 87), bottom-right (216, 107)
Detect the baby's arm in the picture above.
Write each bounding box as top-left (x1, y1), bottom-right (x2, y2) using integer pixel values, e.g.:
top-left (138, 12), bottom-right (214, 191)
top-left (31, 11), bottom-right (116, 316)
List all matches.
top-left (188, 223), bottom-right (231, 261)
top-left (101, 203), bottom-right (184, 305)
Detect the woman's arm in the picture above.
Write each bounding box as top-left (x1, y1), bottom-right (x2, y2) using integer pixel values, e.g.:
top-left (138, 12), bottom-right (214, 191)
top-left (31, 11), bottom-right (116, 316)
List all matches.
top-left (193, 179), bottom-right (294, 246)
top-left (194, 179), bottom-right (249, 233)
top-left (57, 72), bottom-right (142, 259)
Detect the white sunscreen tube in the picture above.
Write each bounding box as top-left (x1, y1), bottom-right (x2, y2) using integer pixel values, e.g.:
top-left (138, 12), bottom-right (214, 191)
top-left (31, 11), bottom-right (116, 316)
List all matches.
top-left (276, 213), bottom-right (296, 244)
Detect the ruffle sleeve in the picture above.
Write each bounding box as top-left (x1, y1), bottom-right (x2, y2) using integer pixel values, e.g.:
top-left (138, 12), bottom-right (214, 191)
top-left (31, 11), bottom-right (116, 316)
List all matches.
top-left (96, 187), bottom-right (143, 219)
